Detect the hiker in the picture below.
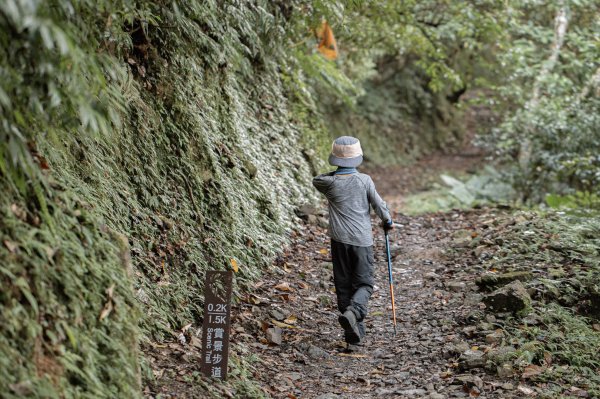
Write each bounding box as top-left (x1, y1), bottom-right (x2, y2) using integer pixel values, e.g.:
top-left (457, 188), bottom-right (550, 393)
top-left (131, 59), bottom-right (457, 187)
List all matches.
top-left (312, 136), bottom-right (393, 345)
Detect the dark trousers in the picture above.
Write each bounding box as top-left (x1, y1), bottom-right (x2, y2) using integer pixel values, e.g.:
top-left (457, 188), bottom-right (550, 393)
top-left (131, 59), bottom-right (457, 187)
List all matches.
top-left (331, 240), bottom-right (374, 324)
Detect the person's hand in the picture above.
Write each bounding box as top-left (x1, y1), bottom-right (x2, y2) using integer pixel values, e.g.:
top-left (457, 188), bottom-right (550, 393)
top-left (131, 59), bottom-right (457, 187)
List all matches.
top-left (383, 219), bottom-right (394, 232)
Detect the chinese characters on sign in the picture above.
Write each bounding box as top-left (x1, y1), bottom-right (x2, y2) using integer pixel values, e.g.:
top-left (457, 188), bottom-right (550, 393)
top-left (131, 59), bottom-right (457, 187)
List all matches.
top-left (201, 270), bottom-right (233, 380)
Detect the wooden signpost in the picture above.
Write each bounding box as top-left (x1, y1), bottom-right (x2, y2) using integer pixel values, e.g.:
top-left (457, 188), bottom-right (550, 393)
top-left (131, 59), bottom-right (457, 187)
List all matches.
top-left (201, 270), bottom-right (233, 380)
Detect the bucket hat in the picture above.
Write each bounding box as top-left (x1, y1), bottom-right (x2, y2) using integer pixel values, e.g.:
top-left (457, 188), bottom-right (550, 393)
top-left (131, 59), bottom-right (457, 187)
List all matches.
top-left (328, 136), bottom-right (363, 167)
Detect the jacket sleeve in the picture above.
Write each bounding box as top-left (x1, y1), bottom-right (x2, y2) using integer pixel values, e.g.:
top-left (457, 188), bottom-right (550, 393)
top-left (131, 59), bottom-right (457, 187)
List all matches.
top-left (312, 172), bottom-right (335, 195)
top-left (366, 176), bottom-right (392, 222)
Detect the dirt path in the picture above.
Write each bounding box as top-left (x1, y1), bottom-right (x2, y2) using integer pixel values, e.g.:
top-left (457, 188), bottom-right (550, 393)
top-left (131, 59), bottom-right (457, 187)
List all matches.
top-left (144, 151), bottom-right (535, 398)
top-left (365, 145), bottom-right (485, 211)
top-left (245, 206), bottom-right (523, 399)
top-left (235, 148), bottom-right (530, 398)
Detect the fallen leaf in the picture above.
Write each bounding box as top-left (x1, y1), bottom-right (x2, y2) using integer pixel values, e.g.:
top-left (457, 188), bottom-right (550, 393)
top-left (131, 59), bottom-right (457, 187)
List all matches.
top-left (181, 323), bottom-right (192, 332)
top-left (298, 282), bottom-right (309, 289)
top-left (230, 258), bottom-right (239, 273)
top-left (517, 384), bottom-right (535, 395)
top-left (283, 315), bottom-right (298, 325)
top-left (439, 371), bottom-right (453, 379)
top-left (521, 364), bottom-right (544, 379)
top-left (271, 319), bottom-right (297, 329)
top-left (318, 248), bottom-right (328, 254)
top-left (106, 284), bottom-right (114, 299)
top-left (260, 320), bottom-right (269, 332)
top-left (274, 282), bottom-right (293, 292)
top-left (543, 351), bottom-right (552, 366)
top-left (3, 240), bottom-right (18, 253)
top-left (569, 386), bottom-right (590, 398)
top-left (10, 204), bottom-right (27, 220)
top-left (338, 353), bottom-right (367, 358)
top-left (99, 284), bottom-right (115, 321)
top-left (245, 295), bottom-right (262, 304)
top-left (45, 247), bottom-right (57, 260)
top-left (190, 335), bottom-right (202, 348)
top-left (177, 332), bottom-right (186, 345)
top-left (99, 300), bottom-right (113, 321)
top-left (277, 293), bottom-right (292, 301)
top-left (253, 281), bottom-right (265, 289)
top-left (39, 156), bottom-right (49, 170)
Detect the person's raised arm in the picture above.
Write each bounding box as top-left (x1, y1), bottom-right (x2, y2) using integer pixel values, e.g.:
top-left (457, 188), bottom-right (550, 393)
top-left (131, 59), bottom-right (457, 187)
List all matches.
top-left (312, 172), bottom-right (335, 195)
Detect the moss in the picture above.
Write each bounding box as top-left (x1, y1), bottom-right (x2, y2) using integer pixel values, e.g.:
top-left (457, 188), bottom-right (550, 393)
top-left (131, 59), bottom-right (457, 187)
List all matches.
top-left (0, 187), bottom-right (141, 398)
top-left (476, 271), bottom-right (534, 291)
top-left (0, 1), bottom-right (478, 396)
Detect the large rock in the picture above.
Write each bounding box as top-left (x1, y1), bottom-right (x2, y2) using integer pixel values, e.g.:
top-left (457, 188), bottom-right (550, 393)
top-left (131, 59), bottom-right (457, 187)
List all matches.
top-left (476, 271), bottom-right (533, 291)
top-left (266, 327), bottom-right (282, 345)
top-left (445, 281), bottom-right (466, 292)
top-left (483, 280), bottom-right (531, 314)
top-left (485, 345), bottom-right (517, 365)
top-left (459, 349), bottom-right (485, 369)
top-left (315, 394), bottom-right (339, 399)
top-left (294, 204), bottom-right (320, 219)
top-left (307, 344), bottom-right (329, 359)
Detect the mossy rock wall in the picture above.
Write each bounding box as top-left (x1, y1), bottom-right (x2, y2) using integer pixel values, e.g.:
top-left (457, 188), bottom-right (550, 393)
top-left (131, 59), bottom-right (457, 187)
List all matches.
top-left (0, 1), bottom-right (469, 397)
top-left (0, 1), bottom-right (319, 397)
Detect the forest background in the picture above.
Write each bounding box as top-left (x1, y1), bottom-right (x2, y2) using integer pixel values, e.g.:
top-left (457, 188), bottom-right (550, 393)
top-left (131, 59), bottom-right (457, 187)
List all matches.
top-left (1, 0), bottom-right (599, 397)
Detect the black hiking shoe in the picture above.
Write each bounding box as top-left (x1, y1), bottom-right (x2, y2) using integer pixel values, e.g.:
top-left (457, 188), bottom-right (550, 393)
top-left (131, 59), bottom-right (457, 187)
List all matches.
top-left (338, 310), bottom-right (361, 344)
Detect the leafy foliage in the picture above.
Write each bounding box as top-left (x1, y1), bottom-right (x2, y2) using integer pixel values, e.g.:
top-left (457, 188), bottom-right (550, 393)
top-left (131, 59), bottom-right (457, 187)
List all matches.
top-left (1, 0), bottom-right (317, 396)
top-left (2, 0), bottom-right (598, 397)
top-left (483, 211), bottom-right (600, 396)
top-left (480, 0), bottom-right (600, 202)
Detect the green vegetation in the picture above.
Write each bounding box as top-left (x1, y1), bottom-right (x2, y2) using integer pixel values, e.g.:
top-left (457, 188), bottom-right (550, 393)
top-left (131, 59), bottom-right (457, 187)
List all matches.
top-left (476, 211), bottom-right (600, 396)
top-left (1, 0), bottom-right (599, 397)
top-left (481, 1), bottom-right (600, 202)
top-left (1, 1), bottom-right (318, 396)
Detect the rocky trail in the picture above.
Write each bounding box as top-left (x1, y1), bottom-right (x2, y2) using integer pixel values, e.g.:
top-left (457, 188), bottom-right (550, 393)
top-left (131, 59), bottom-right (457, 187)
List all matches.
top-left (243, 207), bottom-right (527, 399)
top-left (143, 151), bottom-right (593, 398)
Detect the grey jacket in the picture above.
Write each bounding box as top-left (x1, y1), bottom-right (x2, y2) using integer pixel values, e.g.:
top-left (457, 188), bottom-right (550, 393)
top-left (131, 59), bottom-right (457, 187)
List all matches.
top-left (313, 172), bottom-right (391, 246)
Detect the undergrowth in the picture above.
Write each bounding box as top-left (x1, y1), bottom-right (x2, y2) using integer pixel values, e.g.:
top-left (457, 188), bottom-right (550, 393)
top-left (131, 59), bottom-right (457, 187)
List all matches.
top-left (1, 1), bottom-right (321, 397)
top-left (0, 0), bottom-right (523, 397)
top-left (477, 211), bottom-right (600, 397)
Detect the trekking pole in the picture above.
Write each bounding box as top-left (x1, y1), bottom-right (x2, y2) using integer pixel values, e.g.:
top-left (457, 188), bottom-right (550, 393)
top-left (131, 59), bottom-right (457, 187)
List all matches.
top-left (384, 231), bottom-right (398, 335)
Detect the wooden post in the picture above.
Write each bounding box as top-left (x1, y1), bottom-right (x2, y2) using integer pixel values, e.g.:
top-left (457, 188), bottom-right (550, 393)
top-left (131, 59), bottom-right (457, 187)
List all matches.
top-left (201, 270), bottom-right (233, 380)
